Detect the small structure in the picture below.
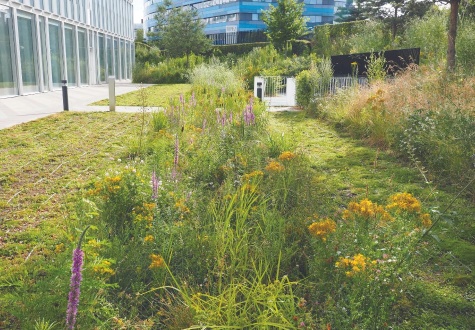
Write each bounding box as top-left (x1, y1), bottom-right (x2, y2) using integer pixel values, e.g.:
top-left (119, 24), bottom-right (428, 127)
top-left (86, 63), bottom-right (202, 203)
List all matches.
top-left (254, 76), bottom-right (296, 107)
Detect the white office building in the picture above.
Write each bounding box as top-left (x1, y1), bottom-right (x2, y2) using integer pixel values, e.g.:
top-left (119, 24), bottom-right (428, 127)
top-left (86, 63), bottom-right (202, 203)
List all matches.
top-left (0, 0), bottom-right (135, 98)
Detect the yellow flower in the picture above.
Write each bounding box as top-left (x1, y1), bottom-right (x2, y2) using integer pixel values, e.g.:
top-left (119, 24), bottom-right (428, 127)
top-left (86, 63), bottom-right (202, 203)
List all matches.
top-left (93, 259), bottom-right (115, 276)
top-left (144, 235), bottom-right (155, 242)
top-left (54, 243), bottom-right (65, 254)
top-left (242, 170), bottom-right (264, 182)
top-left (149, 254), bottom-right (165, 269)
top-left (308, 217), bottom-right (337, 241)
top-left (265, 160), bottom-right (285, 173)
top-left (278, 151), bottom-right (296, 161)
top-left (336, 253), bottom-right (372, 277)
top-left (344, 198), bottom-right (392, 221)
top-left (386, 192), bottom-right (421, 213)
top-left (420, 213), bottom-right (432, 228)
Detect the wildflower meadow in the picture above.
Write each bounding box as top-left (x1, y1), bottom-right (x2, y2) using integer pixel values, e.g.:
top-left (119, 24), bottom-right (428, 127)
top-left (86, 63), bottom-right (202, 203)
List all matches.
top-left (50, 66), bottom-right (456, 329)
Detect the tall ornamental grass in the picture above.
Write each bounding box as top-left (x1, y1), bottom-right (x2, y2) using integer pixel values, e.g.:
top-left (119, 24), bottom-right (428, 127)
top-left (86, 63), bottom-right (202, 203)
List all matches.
top-left (315, 67), bottom-right (475, 200)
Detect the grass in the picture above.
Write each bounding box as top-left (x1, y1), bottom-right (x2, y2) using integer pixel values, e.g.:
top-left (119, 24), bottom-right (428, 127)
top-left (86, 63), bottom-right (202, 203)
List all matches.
top-left (0, 112), bottom-right (145, 328)
top-left (90, 84), bottom-right (191, 106)
top-left (1, 84), bottom-right (474, 328)
top-left (269, 111), bottom-right (475, 328)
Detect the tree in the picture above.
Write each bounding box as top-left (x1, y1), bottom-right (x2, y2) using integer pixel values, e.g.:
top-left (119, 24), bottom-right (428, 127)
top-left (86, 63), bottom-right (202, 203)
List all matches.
top-left (261, 0), bottom-right (308, 50)
top-left (135, 28), bottom-right (144, 43)
top-left (153, 0), bottom-right (211, 67)
top-left (335, 0), bottom-right (369, 22)
top-left (446, 0), bottom-right (461, 71)
top-left (364, 0), bottom-right (434, 40)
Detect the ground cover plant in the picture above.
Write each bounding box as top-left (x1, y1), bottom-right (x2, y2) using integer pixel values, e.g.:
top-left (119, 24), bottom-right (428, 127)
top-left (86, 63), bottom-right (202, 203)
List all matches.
top-left (2, 64), bottom-right (474, 328)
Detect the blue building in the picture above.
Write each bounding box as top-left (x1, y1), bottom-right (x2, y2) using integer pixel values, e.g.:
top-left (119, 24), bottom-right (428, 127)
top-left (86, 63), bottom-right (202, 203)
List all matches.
top-left (143, 0), bottom-right (336, 45)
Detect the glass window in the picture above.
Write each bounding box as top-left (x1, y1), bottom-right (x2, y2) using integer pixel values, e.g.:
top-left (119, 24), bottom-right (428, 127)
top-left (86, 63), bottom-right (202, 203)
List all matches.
top-left (78, 29), bottom-right (87, 84)
top-left (18, 13), bottom-right (39, 93)
top-left (106, 37), bottom-right (113, 77)
top-left (114, 38), bottom-right (119, 79)
top-left (48, 20), bottom-right (62, 88)
top-left (64, 26), bottom-right (76, 85)
top-left (120, 39), bottom-right (125, 80)
top-left (98, 34), bottom-right (106, 82)
top-left (0, 5), bottom-right (16, 96)
top-left (39, 17), bottom-right (49, 90)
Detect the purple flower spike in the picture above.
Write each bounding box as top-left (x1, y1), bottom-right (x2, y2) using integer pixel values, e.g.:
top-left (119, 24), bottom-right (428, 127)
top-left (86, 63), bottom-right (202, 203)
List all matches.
top-left (66, 226), bottom-right (90, 330)
top-left (151, 170), bottom-right (160, 199)
top-left (172, 135), bottom-right (179, 181)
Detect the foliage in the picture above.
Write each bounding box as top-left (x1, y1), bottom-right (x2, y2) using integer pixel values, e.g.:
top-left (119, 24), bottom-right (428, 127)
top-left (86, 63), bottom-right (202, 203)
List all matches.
top-left (132, 55), bottom-right (204, 84)
top-left (151, 0), bottom-right (211, 66)
top-left (134, 42), bottom-right (162, 65)
top-left (315, 66), bottom-right (475, 200)
top-left (363, 0), bottom-right (434, 39)
top-left (401, 8), bottom-right (447, 67)
top-left (261, 0), bottom-right (308, 50)
top-left (296, 58), bottom-right (333, 110)
top-left (189, 60), bottom-right (244, 95)
top-left (135, 28), bottom-right (144, 43)
top-left (313, 20), bottom-right (375, 56)
top-left (347, 20), bottom-right (392, 53)
top-left (456, 19), bottom-right (475, 72)
top-left (366, 52), bottom-right (387, 83)
top-left (212, 42), bottom-right (270, 57)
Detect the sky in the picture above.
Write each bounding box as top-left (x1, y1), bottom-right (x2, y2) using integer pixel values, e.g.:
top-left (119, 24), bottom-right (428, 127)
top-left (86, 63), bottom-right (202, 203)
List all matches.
top-left (133, 0), bottom-right (144, 24)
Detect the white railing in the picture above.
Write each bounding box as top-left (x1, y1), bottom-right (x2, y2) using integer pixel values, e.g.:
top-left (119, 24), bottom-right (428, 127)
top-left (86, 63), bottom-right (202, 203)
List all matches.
top-left (254, 76), bottom-right (296, 107)
top-left (314, 77), bottom-right (369, 98)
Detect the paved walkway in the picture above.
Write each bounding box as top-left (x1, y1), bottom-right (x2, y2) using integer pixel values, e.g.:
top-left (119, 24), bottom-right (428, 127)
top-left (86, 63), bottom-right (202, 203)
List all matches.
top-left (0, 82), bottom-right (157, 130)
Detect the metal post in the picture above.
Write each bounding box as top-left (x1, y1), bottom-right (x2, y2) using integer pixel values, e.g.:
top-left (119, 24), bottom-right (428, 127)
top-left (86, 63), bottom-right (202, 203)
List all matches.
top-left (62, 80), bottom-right (69, 111)
top-left (109, 76), bottom-right (116, 112)
top-left (257, 82), bottom-right (263, 100)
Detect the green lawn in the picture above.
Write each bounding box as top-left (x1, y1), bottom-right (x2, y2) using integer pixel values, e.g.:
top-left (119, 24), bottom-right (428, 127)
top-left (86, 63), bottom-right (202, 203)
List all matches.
top-left (91, 84), bottom-right (191, 106)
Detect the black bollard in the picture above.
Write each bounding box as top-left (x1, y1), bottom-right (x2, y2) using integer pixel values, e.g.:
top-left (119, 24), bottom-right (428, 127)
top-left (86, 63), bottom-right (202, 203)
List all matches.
top-left (62, 80), bottom-right (69, 111)
top-left (257, 82), bottom-right (262, 100)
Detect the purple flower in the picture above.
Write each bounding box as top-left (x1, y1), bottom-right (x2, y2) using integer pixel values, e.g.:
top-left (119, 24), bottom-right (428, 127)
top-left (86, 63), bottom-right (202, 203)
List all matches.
top-left (243, 101), bottom-right (255, 126)
top-left (190, 92), bottom-right (196, 107)
top-left (179, 94), bottom-right (185, 105)
top-left (151, 170), bottom-right (161, 199)
top-left (172, 135), bottom-right (179, 180)
top-left (66, 226), bottom-right (90, 330)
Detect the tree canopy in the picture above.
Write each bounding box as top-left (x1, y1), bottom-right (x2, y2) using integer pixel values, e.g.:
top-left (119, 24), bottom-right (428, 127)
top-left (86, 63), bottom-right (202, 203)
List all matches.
top-left (152, 0), bottom-right (211, 66)
top-left (261, 0), bottom-right (308, 50)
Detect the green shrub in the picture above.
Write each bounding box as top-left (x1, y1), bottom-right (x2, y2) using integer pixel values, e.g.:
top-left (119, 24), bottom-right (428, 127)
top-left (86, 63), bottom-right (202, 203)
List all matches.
top-left (189, 60), bottom-right (244, 95)
top-left (402, 9), bottom-right (447, 67)
top-left (213, 42), bottom-right (270, 56)
top-left (457, 20), bottom-right (475, 73)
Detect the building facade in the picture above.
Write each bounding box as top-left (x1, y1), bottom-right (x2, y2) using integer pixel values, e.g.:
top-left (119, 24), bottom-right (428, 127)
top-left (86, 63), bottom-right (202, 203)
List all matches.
top-left (144, 0), bottom-right (336, 45)
top-left (0, 0), bottom-right (135, 98)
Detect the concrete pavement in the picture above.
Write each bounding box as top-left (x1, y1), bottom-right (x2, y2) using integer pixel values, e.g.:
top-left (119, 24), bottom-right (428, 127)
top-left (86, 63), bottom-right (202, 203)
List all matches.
top-left (0, 82), bottom-right (158, 130)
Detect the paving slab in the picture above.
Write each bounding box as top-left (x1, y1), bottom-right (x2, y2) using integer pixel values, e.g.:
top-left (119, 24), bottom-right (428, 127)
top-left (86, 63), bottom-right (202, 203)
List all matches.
top-left (0, 82), bottom-right (156, 130)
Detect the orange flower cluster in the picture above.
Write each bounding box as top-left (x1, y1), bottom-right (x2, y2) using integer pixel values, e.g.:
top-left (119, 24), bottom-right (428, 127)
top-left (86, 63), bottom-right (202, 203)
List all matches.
top-left (419, 213), bottom-right (432, 228)
top-left (335, 253), bottom-right (374, 277)
top-left (242, 170), bottom-right (264, 182)
top-left (149, 254), bottom-right (165, 269)
top-left (133, 203), bottom-right (156, 223)
top-left (278, 151), bottom-right (296, 162)
top-left (265, 160), bottom-right (285, 173)
top-left (386, 192), bottom-right (421, 213)
top-left (308, 217), bottom-right (337, 241)
top-left (342, 198), bottom-right (393, 221)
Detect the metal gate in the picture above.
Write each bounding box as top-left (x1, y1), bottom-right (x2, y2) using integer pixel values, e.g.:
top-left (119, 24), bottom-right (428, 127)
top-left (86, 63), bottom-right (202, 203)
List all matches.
top-left (254, 76), bottom-right (296, 107)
